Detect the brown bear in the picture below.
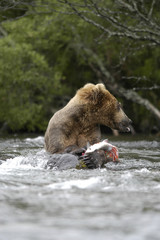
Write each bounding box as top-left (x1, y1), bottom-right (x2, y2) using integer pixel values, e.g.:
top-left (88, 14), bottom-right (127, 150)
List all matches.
top-left (44, 83), bottom-right (131, 154)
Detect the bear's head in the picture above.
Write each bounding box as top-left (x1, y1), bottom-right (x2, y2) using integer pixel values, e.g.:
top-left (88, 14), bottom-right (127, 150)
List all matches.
top-left (77, 83), bottom-right (132, 132)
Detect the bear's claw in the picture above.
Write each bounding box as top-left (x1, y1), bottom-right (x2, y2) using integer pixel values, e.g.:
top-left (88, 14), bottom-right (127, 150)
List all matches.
top-left (79, 152), bottom-right (101, 169)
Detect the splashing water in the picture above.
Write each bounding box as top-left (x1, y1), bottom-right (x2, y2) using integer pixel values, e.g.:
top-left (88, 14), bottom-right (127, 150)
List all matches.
top-left (0, 135), bottom-right (160, 240)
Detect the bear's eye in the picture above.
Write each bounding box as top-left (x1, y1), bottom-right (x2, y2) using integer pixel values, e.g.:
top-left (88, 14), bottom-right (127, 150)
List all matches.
top-left (117, 102), bottom-right (121, 111)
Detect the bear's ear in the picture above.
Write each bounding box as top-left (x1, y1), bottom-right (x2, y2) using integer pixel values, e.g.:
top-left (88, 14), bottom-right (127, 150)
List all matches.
top-left (95, 83), bottom-right (106, 91)
top-left (78, 83), bottom-right (106, 104)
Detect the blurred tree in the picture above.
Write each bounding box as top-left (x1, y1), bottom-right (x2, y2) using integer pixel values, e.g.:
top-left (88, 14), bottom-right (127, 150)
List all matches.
top-left (0, 2), bottom-right (92, 132)
top-left (55, 0), bottom-right (160, 128)
top-left (0, 39), bottom-right (57, 132)
top-left (0, 0), bottom-right (159, 133)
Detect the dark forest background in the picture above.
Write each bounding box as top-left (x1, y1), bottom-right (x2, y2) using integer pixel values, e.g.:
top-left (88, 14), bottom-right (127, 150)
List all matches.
top-left (0, 0), bottom-right (160, 135)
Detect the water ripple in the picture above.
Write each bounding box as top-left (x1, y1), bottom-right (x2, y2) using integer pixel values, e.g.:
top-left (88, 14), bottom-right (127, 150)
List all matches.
top-left (0, 135), bottom-right (160, 240)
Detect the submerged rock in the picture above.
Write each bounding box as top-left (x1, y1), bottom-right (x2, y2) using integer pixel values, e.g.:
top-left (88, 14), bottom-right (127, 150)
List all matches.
top-left (46, 153), bottom-right (80, 170)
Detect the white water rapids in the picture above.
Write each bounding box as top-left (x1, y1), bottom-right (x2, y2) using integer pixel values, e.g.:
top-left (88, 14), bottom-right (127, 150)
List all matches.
top-left (0, 135), bottom-right (160, 240)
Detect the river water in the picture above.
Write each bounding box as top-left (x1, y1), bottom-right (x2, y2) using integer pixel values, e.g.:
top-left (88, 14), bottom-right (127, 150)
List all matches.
top-left (0, 135), bottom-right (160, 240)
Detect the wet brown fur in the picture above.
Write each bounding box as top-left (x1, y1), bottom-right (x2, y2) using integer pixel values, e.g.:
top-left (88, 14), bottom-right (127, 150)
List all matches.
top-left (44, 83), bottom-right (130, 154)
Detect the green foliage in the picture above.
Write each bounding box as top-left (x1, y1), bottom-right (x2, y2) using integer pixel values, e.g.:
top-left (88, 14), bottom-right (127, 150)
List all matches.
top-left (0, 8), bottom-right (92, 132)
top-left (0, 32), bottom-right (60, 132)
top-left (0, 0), bottom-right (159, 133)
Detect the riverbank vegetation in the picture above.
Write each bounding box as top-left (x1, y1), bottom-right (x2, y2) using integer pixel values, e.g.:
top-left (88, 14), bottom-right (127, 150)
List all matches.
top-left (0, 0), bottom-right (160, 134)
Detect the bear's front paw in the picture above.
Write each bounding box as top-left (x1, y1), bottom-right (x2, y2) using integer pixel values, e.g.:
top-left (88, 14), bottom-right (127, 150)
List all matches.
top-left (71, 147), bottom-right (86, 156)
top-left (79, 152), bottom-right (100, 169)
top-left (79, 150), bottom-right (107, 169)
top-left (82, 154), bottom-right (98, 169)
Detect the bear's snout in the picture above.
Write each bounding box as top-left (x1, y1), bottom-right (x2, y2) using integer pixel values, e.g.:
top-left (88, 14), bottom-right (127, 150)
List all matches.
top-left (118, 118), bottom-right (132, 132)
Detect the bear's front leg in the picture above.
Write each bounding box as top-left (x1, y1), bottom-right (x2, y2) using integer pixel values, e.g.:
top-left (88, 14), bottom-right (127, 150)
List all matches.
top-left (64, 145), bottom-right (86, 156)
